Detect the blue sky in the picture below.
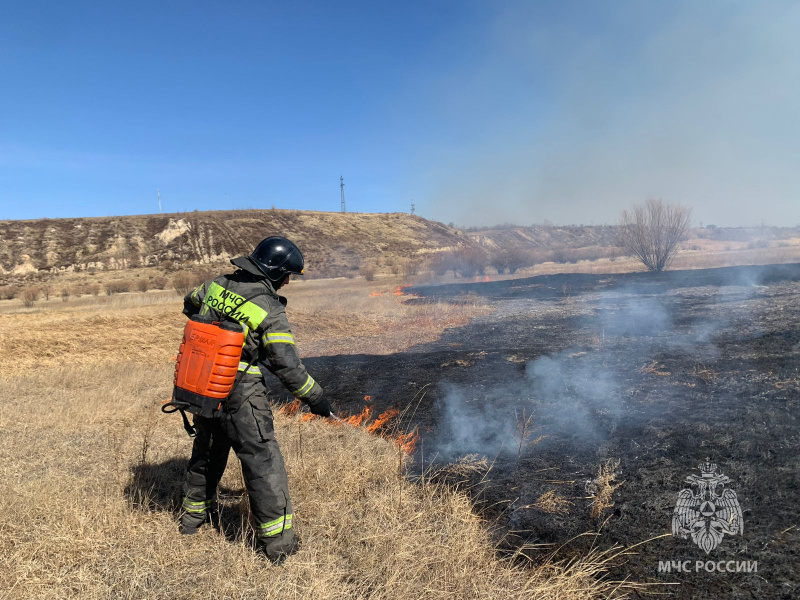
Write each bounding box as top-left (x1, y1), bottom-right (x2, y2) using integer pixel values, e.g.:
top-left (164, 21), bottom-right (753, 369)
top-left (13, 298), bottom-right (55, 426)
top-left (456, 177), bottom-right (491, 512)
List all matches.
top-left (1, 1), bottom-right (799, 226)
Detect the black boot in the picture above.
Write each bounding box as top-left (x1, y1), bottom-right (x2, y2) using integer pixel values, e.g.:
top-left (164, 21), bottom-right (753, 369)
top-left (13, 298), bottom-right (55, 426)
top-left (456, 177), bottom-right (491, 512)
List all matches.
top-left (179, 506), bottom-right (219, 535)
top-left (257, 530), bottom-right (301, 565)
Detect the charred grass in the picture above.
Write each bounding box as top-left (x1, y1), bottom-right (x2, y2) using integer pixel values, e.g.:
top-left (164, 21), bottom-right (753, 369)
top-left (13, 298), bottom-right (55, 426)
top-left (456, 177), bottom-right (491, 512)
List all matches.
top-left (0, 278), bottom-right (628, 599)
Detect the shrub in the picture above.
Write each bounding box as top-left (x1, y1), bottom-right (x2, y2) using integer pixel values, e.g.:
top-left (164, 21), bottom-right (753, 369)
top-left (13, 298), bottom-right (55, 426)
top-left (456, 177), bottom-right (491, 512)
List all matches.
top-left (41, 284), bottom-right (52, 301)
top-left (135, 278), bottom-right (150, 292)
top-left (0, 285), bottom-right (17, 300)
top-left (172, 272), bottom-right (197, 296)
top-left (150, 275), bottom-right (168, 290)
top-left (400, 260), bottom-right (420, 279)
top-left (86, 283), bottom-right (101, 296)
top-left (452, 248), bottom-right (487, 278)
top-left (547, 247), bottom-right (568, 264)
top-left (359, 264), bottom-right (377, 281)
top-left (172, 269), bottom-right (211, 296)
top-left (60, 288), bottom-right (70, 302)
top-left (429, 253), bottom-right (451, 277)
top-left (104, 280), bottom-right (132, 295)
top-left (21, 286), bottom-right (40, 308)
top-left (490, 254), bottom-right (507, 274)
top-left (504, 249), bottom-right (535, 274)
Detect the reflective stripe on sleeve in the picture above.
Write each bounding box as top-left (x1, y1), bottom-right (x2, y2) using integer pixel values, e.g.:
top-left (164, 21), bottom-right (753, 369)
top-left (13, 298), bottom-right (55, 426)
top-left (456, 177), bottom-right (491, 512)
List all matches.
top-left (264, 332), bottom-right (295, 345)
top-left (237, 361), bottom-right (262, 375)
top-left (293, 375), bottom-right (316, 398)
top-left (189, 284), bottom-right (203, 307)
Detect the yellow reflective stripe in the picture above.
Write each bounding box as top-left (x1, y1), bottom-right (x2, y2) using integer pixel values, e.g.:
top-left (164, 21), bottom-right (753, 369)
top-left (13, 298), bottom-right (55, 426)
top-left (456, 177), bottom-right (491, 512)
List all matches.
top-left (189, 284), bottom-right (203, 307)
top-left (264, 332), bottom-right (295, 345)
top-left (260, 514), bottom-right (287, 528)
top-left (183, 499), bottom-right (212, 513)
top-left (184, 499), bottom-right (211, 506)
top-left (201, 281), bottom-right (268, 329)
top-left (237, 361), bottom-right (261, 375)
top-left (259, 514), bottom-right (293, 536)
top-left (293, 375), bottom-right (315, 398)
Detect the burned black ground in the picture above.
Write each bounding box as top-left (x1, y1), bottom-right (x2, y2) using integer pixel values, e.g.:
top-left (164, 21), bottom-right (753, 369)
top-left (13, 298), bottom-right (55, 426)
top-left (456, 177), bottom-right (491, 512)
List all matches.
top-left (271, 263), bottom-right (800, 599)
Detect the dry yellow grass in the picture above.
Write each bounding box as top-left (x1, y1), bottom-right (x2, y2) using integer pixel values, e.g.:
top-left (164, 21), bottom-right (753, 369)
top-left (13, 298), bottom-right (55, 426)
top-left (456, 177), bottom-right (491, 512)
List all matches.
top-left (586, 460), bottom-right (624, 520)
top-left (286, 278), bottom-right (492, 356)
top-left (0, 363), bottom-right (630, 599)
top-left (0, 278), bottom-right (631, 599)
top-left (529, 490), bottom-right (574, 516)
top-left (0, 277), bottom-right (490, 373)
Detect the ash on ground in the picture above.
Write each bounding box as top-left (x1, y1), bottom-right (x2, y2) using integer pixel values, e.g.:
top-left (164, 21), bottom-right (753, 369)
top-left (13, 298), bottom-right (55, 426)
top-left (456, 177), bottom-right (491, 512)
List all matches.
top-left (272, 263), bottom-right (799, 600)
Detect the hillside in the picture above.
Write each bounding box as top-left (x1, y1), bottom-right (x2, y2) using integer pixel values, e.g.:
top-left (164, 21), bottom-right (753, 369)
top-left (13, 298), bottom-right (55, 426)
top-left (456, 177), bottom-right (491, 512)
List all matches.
top-left (466, 223), bottom-right (800, 252)
top-left (465, 224), bottom-right (621, 251)
top-left (0, 210), bottom-right (467, 279)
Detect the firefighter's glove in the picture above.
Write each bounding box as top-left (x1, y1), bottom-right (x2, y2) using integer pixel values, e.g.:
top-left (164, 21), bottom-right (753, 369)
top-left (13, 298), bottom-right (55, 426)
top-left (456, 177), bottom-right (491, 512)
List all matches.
top-left (307, 396), bottom-right (332, 418)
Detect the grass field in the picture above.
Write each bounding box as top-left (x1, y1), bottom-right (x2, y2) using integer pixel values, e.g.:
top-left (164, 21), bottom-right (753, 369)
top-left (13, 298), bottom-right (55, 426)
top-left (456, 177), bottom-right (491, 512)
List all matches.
top-left (0, 277), bottom-right (632, 599)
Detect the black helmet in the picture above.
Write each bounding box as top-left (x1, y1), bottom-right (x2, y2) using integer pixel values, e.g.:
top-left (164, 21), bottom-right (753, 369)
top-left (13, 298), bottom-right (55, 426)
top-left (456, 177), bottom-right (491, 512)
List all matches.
top-left (249, 236), bottom-right (305, 282)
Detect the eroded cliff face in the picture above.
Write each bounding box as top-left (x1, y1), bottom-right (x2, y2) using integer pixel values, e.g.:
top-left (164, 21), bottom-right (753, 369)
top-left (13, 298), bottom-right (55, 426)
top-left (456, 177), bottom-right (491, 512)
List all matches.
top-left (0, 209), bottom-right (466, 277)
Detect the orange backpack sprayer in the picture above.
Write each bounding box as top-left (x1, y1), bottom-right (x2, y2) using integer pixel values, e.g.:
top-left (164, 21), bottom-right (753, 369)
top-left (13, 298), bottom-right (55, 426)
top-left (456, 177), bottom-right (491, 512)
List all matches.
top-left (162, 314), bottom-right (251, 436)
top-left (163, 284), bottom-right (268, 436)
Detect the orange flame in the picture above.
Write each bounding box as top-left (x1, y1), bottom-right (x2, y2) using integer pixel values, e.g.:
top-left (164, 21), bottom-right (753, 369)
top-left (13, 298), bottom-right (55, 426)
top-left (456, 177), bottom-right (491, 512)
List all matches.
top-left (393, 284), bottom-right (412, 296)
top-left (366, 407), bottom-right (399, 433)
top-left (369, 290), bottom-right (385, 297)
top-left (279, 401), bottom-right (418, 455)
top-left (343, 405), bottom-right (372, 426)
top-left (393, 430), bottom-right (420, 455)
top-left (363, 395), bottom-right (372, 402)
top-left (278, 398), bottom-right (302, 416)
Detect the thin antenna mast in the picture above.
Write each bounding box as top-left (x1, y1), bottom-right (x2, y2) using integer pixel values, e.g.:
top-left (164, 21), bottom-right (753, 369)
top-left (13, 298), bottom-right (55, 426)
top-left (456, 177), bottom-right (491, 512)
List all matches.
top-left (340, 176), bottom-right (346, 212)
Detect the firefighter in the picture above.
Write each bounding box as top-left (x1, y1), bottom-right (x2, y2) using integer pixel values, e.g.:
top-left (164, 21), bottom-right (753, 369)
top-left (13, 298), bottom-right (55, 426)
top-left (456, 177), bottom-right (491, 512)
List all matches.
top-left (178, 236), bottom-right (331, 563)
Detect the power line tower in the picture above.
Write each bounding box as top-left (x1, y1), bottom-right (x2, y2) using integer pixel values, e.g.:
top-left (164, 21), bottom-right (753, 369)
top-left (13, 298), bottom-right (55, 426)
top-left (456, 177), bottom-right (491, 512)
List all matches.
top-left (157, 188), bottom-right (162, 214)
top-left (340, 176), bottom-right (346, 212)
top-left (410, 200), bottom-right (415, 215)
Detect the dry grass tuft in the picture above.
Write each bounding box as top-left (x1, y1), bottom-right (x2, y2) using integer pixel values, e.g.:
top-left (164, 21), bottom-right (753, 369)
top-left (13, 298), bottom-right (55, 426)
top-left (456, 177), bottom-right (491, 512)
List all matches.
top-left (585, 460), bottom-right (624, 519)
top-left (639, 360), bottom-right (671, 376)
top-left (530, 490), bottom-right (574, 515)
top-left (441, 454), bottom-right (491, 478)
top-left (691, 363), bottom-right (719, 382)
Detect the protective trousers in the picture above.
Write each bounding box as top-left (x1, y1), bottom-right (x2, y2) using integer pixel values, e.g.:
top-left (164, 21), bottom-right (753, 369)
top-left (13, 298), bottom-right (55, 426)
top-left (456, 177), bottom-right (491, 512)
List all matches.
top-left (181, 374), bottom-right (298, 561)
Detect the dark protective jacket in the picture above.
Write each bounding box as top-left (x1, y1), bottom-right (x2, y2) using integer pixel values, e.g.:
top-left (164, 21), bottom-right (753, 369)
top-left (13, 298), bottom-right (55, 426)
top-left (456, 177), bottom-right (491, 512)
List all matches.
top-left (182, 256), bottom-right (323, 405)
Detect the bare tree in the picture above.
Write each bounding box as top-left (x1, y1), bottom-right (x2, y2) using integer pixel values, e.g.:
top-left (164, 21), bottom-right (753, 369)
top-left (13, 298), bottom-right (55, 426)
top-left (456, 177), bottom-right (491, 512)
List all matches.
top-left (489, 253), bottom-right (508, 275)
top-left (618, 198), bottom-right (691, 272)
top-left (505, 249), bottom-right (534, 274)
top-left (454, 248), bottom-right (487, 277)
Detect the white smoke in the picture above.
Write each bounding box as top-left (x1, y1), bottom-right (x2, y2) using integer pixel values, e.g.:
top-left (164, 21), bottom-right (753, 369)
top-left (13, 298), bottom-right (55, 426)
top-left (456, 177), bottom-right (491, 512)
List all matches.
top-left (431, 280), bottom-right (747, 458)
